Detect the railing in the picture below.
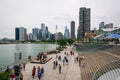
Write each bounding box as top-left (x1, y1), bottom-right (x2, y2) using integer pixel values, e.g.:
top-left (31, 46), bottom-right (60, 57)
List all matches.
top-left (92, 60), bottom-right (120, 80)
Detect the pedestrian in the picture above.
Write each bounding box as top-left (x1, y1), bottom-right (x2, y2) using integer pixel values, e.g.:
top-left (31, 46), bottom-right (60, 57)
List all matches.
top-left (38, 72), bottom-right (42, 80)
top-left (66, 59), bottom-right (68, 65)
top-left (73, 51), bottom-right (74, 56)
top-left (56, 61), bottom-right (58, 68)
top-left (78, 59), bottom-right (81, 66)
top-left (10, 70), bottom-right (16, 80)
top-left (53, 61), bottom-right (56, 69)
top-left (56, 54), bottom-right (58, 59)
top-left (32, 66), bottom-right (36, 79)
top-left (59, 64), bottom-right (61, 74)
top-left (64, 52), bottom-right (66, 55)
top-left (58, 55), bottom-right (61, 61)
top-left (37, 66), bottom-right (40, 74)
top-left (64, 56), bottom-right (67, 61)
top-left (28, 55), bottom-right (31, 61)
top-left (62, 59), bottom-right (65, 66)
top-left (74, 57), bottom-right (76, 63)
top-left (41, 67), bottom-right (44, 74)
top-left (76, 56), bottom-right (78, 62)
top-left (20, 72), bottom-right (23, 80)
top-left (23, 63), bottom-right (25, 70)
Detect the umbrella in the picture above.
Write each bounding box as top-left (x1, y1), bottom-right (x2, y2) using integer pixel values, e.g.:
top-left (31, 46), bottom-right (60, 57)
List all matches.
top-left (106, 33), bottom-right (120, 39)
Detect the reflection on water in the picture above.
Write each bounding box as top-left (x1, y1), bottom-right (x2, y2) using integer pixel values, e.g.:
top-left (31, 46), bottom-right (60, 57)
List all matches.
top-left (0, 44), bottom-right (56, 66)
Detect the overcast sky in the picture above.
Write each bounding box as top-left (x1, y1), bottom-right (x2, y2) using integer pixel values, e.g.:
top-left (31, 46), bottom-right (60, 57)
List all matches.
top-left (0, 0), bottom-right (120, 39)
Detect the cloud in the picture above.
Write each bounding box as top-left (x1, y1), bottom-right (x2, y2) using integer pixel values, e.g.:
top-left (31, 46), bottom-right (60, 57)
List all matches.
top-left (0, 0), bottom-right (120, 38)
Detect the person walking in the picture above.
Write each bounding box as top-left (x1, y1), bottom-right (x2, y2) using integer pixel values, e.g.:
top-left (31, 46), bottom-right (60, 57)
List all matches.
top-left (62, 59), bottom-right (65, 66)
top-left (66, 59), bottom-right (69, 65)
top-left (53, 61), bottom-right (56, 69)
top-left (37, 66), bottom-right (40, 74)
top-left (32, 66), bottom-right (36, 79)
top-left (23, 63), bottom-right (25, 70)
top-left (59, 64), bottom-right (61, 74)
top-left (56, 61), bottom-right (58, 68)
top-left (20, 72), bottom-right (23, 80)
top-left (38, 72), bottom-right (42, 80)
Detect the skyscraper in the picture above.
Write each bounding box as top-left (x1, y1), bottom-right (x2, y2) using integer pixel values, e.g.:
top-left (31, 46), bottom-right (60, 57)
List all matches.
top-left (32, 28), bottom-right (39, 40)
top-left (99, 22), bottom-right (105, 29)
top-left (15, 28), bottom-right (19, 40)
top-left (41, 23), bottom-right (46, 40)
top-left (77, 7), bottom-right (91, 38)
top-left (77, 27), bottom-right (80, 38)
top-left (45, 26), bottom-right (49, 39)
top-left (19, 27), bottom-right (27, 41)
top-left (57, 32), bottom-right (63, 40)
top-left (71, 21), bottom-right (75, 39)
top-left (64, 26), bottom-right (70, 39)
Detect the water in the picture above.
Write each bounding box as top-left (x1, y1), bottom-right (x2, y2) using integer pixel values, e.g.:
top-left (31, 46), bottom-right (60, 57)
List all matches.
top-left (0, 43), bottom-right (56, 67)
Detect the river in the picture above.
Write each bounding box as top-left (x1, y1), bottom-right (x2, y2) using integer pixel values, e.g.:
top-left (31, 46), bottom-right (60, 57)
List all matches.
top-left (0, 43), bottom-right (56, 66)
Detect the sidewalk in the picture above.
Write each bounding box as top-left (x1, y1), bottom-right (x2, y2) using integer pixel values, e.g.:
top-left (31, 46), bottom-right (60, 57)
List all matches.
top-left (22, 46), bottom-right (81, 80)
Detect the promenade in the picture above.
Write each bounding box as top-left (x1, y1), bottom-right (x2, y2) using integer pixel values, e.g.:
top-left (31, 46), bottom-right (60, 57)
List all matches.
top-left (22, 46), bottom-right (81, 80)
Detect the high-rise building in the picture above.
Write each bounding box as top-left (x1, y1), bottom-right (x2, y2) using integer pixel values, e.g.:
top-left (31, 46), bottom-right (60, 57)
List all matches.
top-left (15, 28), bottom-right (19, 40)
top-left (99, 22), bottom-right (113, 29)
top-left (99, 22), bottom-right (105, 29)
top-left (77, 27), bottom-right (80, 38)
top-left (32, 28), bottom-right (39, 40)
top-left (41, 23), bottom-right (46, 40)
top-left (109, 23), bottom-right (113, 28)
top-left (64, 26), bottom-right (70, 39)
top-left (57, 32), bottom-right (63, 40)
top-left (78, 7), bottom-right (91, 38)
top-left (45, 26), bottom-right (49, 39)
top-left (28, 33), bottom-right (33, 40)
top-left (71, 21), bottom-right (75, 39)
top-left (19, 27), bottom-right (27, 41)
top-left (39, 29), bottom-right (42, 40)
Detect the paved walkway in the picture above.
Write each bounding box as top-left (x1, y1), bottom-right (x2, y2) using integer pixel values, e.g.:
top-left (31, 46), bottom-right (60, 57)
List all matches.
top-left (21, 46), bottom-right (81, 80)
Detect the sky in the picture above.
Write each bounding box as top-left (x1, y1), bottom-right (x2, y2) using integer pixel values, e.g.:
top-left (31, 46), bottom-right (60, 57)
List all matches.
top-left (0, 0), bottom-right (120, 39)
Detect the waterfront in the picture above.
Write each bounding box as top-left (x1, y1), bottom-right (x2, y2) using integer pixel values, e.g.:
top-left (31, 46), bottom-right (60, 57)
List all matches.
top-left (0, 43), bottom-right (56, 66)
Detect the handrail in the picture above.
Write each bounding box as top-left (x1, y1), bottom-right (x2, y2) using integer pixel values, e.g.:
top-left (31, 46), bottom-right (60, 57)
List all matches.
top-left (92, 59), bottom-right (120, 80)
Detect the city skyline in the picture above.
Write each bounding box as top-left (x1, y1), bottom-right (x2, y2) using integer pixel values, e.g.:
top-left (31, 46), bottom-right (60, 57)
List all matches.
top-left (0, 0), bottom-right (120, 39)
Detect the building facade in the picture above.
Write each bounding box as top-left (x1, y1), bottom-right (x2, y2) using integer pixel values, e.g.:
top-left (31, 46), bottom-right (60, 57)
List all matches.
top-left (57, 32), bottom-right (63, 40)
top-left (78, 7), bottom-right (91, 38)
top-left (99, 22), bottom-right (105, 29)
top-left (71, 21), bottom-right (75, 39)
top-left (99, 22), bottom-right (113, 29)
top-left (41, 23), bottom-right (46, 40)
top-left (19, 27), bottom-right (27, 41)
top-left (15, 28), bottom-right (19, 40)
top-left (32, 28), bottom-right (39, 40)
top-left (64, 26), bottom-right (70, 39)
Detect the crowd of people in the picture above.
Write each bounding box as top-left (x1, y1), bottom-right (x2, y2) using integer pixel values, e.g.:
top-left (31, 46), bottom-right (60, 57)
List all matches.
top-left (32, 66), bottom-right (44, 80)
top-left (8, 46), bottom-right (85, 80)
top-left (9, 62), bottom-right (25, 80)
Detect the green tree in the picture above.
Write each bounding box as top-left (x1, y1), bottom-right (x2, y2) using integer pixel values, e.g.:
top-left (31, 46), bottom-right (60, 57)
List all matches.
top-left (58, 39), bottom-right (67, 47)
top-left (67, 39), bottom-right (75, 45)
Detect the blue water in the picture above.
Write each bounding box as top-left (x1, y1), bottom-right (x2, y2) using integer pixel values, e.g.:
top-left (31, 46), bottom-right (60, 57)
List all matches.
top-left (0, 43), bottom-right (56, 66)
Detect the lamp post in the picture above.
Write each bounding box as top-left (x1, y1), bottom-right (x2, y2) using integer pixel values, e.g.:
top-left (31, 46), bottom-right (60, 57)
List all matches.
top-left (14, 52), bottom-right (22, 80)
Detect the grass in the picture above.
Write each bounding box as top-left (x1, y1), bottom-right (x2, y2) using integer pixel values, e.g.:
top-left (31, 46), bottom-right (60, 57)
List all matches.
top-left (0, 71), bottom-right (10, 80)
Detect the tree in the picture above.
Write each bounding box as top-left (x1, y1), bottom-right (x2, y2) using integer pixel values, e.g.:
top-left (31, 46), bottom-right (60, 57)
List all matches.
top-left (67, 39), bottom-right (75, 45)
top-left (58, 39), bottom-right (67, 47)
